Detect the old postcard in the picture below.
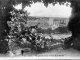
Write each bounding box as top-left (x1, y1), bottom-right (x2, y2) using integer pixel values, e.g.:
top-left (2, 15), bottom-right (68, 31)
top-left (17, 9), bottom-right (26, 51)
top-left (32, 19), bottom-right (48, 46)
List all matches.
top-left (0, 0), bottom-right (80, 59)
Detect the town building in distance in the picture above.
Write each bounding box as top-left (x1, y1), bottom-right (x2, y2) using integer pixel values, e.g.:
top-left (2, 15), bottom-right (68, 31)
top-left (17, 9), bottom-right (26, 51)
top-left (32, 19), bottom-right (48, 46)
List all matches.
top-left (28, 16), bottom-right (69, 30)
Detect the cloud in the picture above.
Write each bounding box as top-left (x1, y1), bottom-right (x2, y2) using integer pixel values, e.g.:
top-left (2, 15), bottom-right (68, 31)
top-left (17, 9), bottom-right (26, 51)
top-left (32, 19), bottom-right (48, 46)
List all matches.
top-left (24, 2), bottom-right (72, 18)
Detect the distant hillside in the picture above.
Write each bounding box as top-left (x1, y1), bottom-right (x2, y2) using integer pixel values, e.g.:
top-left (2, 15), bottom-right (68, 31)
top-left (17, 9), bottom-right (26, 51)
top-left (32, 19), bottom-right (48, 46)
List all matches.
top-left (27, 16), bottom-right (70, 31)
top-left (28, 16), bottom-right (68, 19)
top-left (28, 16), bottom-right (39, 20)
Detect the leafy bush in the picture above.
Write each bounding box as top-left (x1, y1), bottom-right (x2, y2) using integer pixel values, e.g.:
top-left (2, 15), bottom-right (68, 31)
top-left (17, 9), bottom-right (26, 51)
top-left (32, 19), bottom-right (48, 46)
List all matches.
top-left (53, 27), bottom-right (70, 34)
top-left (6, 10), bottom-right (64, 54)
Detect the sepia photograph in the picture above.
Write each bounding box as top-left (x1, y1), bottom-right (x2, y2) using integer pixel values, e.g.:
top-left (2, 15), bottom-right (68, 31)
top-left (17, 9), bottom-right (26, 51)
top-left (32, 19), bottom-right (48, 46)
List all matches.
top-left (0, 0), bottom-right (80, 59)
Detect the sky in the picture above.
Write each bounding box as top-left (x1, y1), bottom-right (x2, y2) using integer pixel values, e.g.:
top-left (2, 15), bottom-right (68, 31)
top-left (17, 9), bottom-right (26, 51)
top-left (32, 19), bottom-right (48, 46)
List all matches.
top-left (14, 2), bottom-right (72, 18)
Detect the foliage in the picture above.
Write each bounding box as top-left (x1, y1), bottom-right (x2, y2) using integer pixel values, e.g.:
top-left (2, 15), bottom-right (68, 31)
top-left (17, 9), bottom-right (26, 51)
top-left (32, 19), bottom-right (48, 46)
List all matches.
top-left (37, 28), bottom-right (54, 34)
top-left (53, 27), bottom-right (70, 34)
top-left (6, 10), bottom-right (64, 54)
top-left (0, 0), bottom-right (79, 7)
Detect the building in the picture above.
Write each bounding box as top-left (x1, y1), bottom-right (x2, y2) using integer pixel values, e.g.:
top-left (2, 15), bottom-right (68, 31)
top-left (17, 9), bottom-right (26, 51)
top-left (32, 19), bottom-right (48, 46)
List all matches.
top-left (28, 16), bottom-right (69, 30)
top-left (48, 17), bottom-right (69, 30)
